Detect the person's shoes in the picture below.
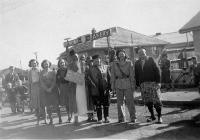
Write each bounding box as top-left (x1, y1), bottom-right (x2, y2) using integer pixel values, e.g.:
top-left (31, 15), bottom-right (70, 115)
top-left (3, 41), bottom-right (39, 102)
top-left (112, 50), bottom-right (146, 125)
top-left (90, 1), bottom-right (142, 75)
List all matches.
top-left (97, 120), bottom-right (103, 124)
top-left (130, 119), bottom-right (137, 123)
top-left (59, 118), bottom-right (62, 124)
top-left (67, 117), bottom-right (72, 123)
top-left (157, 117), bottom-right (163, 124)
top-left (49, 119), bottom-right (53, 125)
top-left (87, 118), bottom-right (97, 122)
top-left (147, 116), bottom-right (156, 122)
top-left (104, 117), bottom-right (110, 123)
top-left (118, 120), bottom-right (125, 123)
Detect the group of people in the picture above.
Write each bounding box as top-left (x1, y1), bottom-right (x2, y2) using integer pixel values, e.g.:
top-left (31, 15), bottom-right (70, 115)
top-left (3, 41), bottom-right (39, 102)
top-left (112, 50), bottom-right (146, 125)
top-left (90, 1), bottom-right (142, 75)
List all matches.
top-left (2, 66), bottom-right (28, 113)
top-left (3, 47), bottom-right (163, 125)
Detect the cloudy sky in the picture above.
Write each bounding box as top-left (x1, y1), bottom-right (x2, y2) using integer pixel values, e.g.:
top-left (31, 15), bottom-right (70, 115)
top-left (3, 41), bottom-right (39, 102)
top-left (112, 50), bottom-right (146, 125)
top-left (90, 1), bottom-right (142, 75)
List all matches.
top-left (0, 0), bottom-right (200, 70)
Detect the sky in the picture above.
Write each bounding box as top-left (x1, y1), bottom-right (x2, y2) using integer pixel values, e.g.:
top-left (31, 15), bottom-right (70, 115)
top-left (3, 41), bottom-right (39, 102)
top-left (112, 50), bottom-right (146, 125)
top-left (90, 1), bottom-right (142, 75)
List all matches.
top-left (0, 0), bottom-right (200, 70)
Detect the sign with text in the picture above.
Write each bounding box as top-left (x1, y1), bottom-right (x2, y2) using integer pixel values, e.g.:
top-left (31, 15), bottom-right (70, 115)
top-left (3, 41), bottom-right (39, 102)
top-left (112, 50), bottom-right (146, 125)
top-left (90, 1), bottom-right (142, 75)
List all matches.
top-left (91, 29), bottom-right (111, 40)
top-left (64, 29), bottom-right (111, 47)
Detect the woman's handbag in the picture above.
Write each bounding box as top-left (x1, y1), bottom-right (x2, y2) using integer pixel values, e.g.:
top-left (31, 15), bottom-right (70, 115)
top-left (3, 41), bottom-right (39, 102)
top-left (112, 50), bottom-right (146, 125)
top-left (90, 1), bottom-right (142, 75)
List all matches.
top-left (64, 70), bottom-right (85, 85)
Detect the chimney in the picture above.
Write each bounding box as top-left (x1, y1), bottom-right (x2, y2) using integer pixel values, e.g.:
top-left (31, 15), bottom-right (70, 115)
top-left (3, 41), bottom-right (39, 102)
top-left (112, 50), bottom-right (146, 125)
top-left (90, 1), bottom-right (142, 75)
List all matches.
top-left (155, 32), bottom-right (161, 36)
top-left (92, 28), bottom-right (96, 34)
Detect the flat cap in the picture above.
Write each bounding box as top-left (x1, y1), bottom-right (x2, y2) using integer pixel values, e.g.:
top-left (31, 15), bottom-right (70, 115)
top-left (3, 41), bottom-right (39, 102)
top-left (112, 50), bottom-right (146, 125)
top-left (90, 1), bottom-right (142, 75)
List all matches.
top-left (92, 54), bottom-right (100, 60)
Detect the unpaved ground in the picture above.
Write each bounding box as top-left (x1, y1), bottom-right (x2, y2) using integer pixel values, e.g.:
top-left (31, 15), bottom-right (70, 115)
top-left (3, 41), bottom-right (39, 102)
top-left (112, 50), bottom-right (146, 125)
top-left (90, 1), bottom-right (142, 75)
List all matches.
top-left (1, 104), bottom-right (200, 140)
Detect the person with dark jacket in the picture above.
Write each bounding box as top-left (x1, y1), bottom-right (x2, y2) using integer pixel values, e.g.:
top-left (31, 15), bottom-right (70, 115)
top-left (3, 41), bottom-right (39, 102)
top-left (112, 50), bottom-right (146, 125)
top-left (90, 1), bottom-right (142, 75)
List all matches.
top-left (85, 56), bottom-right (96, 122)
top-left (135, 48), bottom-right (163, 124)
top-left (159, 53), bottom-right (171, 90)
top-left (87, 55), bottom-right (111, 123)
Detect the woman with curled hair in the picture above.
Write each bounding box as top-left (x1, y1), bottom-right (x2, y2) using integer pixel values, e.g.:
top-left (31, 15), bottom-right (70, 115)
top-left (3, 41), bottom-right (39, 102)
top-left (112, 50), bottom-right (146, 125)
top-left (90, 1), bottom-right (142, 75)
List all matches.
top-left (40, 59), bottom-right (62, 125)
top-left (56, 59), bottom-right (75, 123)
top-left (28, 59), bottom-right (44, 125)
top-left (111, 49), bottom-right (136, 123)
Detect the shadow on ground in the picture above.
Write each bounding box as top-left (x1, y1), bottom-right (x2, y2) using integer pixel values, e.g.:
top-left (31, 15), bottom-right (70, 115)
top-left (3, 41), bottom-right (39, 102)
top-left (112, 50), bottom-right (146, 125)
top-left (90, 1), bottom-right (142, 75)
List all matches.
top-left (139, 115), bottom-right (200, 140)
top-left (0, 118), bottom-right (151, 139)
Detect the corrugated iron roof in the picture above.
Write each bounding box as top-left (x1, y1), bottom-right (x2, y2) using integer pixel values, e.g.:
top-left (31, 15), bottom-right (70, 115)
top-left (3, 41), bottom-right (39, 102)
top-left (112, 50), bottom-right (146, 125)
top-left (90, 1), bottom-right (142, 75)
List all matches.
top-left (179, 11), bottom-right (200, 33)
top-left (94, 27), bottom-right (168, 48)
top-left (68, 27), bottom-right (168, 53)
top-left (152, 32), bottom-right (193, 44)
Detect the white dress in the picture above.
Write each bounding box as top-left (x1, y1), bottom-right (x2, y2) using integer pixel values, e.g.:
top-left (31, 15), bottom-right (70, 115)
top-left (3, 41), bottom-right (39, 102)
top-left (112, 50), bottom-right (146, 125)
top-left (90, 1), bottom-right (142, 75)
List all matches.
top-left (76, 61), bottom-right (88, 115)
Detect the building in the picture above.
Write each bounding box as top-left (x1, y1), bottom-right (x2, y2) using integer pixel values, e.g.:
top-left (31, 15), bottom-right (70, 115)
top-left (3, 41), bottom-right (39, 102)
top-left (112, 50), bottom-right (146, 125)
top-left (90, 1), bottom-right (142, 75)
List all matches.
top-left (59, 27), bottom-right (168, 62)
top-left (153, 32), bottom-right (194, 69)
top-left (179, 10), bottom-right (200, 62)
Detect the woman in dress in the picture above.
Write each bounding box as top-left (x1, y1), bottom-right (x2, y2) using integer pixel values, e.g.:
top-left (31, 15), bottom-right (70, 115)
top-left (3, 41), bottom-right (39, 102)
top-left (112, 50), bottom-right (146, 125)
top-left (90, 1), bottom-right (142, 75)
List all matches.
top-left (40, 60), bottom-right (62, 125)
top-left (56, 59), bottom-right (74, 122)
top-left (28, 59), bottom-right (45, 125)
top-left (76, 55), bottom-right (88, 117)
top-left (67, 50), bottom-right (88, 124)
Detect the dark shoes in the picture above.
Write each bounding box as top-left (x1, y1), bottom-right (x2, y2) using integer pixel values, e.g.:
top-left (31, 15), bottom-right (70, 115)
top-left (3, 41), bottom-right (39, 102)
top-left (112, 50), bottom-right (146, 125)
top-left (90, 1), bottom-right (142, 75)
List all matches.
top-left (97, 118), bottom-right (110, 124)
top-left (147, 116), bottom-right (156, 122)
top-left (147, 116), bottom-right (163, 124)
top-left (104, 117), bottom-right (110, 123)
top-left (87, 118), bottom-right (97, 122)
top-left (118, 120), bottom-right (125, 123)
top-left (130, 119), bottom-right (137, 123)
top-left (97, 120), bottom-right (103, 124)
top-left (59, 118), bottom-right (62, 124)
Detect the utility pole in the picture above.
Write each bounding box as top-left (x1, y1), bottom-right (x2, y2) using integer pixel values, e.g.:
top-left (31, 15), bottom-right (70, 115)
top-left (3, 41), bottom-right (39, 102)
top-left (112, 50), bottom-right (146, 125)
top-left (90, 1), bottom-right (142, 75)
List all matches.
top-left (33, 52), bottom-right (38, 61)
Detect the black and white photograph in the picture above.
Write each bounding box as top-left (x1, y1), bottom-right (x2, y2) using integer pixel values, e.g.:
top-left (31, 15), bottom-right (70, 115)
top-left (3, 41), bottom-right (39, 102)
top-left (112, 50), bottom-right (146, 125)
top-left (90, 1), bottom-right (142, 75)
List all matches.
top-left (0, 0), bottom-right (200, 139)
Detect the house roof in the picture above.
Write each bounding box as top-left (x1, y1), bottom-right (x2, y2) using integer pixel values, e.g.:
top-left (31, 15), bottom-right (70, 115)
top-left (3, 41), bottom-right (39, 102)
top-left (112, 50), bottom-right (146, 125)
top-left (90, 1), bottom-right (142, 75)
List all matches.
top-left (0, 67), bottom-right (27, 77)
top-left (95, 27), bottom-right (168, 48)
top-left (152, 32), bottom-right (193, 44)
top-left (179, 11), bottom-right (200, 33)
top-left (69, 27), bottom-right (168, 53)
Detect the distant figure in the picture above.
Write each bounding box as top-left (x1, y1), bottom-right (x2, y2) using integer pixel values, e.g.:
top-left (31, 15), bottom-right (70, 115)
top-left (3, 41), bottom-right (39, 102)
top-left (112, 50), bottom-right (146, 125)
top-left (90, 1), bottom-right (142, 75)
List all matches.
top-left (178, 50), bottom-right (188, 69)
top-left (135, 48), bottom-right (163, 124)
top-left (15, 79), bottom-right (28, 112)
top-left (4, 66), bottom-right (19, 88)
top-left (159, 53), bottom-right (171, 90)
top-left (6, 83), bottom-right (17, 113)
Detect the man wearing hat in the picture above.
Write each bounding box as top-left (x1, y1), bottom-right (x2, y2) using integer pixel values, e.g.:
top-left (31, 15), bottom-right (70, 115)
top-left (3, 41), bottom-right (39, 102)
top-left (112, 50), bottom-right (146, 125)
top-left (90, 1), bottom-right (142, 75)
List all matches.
top-left (87, 55), bottom-right (111, 123)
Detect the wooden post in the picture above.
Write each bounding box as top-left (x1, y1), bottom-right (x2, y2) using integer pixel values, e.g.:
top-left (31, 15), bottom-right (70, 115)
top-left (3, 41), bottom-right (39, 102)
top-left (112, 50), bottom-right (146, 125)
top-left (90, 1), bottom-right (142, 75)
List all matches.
top-left (131, 34), bottom-right (135, 64)
top-left (106, 35), bottom-right (111, 64)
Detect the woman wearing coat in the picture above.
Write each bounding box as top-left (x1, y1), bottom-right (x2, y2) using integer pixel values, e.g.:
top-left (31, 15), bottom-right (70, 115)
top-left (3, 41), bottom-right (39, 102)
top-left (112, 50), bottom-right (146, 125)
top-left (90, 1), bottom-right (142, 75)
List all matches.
top-left (40, 60), bottom-right (62, 125)
top-left (111, 49), bottom-right (136, 123)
